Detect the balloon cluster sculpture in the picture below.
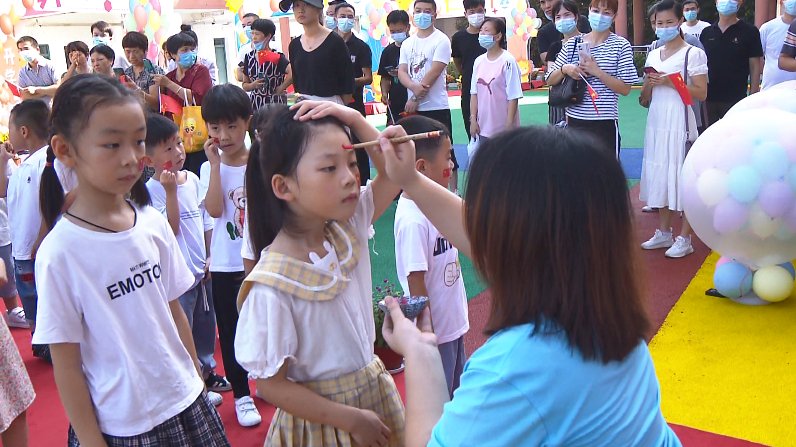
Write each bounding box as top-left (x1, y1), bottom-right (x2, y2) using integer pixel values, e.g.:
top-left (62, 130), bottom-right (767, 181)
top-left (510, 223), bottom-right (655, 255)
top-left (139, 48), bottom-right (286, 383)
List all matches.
top-left (682, 84), bottom-right (796, 304)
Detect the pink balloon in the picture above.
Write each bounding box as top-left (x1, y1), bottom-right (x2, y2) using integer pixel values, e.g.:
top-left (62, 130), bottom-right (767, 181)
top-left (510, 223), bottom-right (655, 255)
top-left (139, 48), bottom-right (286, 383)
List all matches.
top-left (104, 0), bottom-right (112, 12)
top-left (716, 256), bottom-right (733, 267)
top-left (150, 0), bottom-right (161, 13)
top-left (713, 198), bottom-right (749, 234)
top-left (759, 181), bottom-right (794, 218)
top-left (134, 4), bottom-right (147, 29)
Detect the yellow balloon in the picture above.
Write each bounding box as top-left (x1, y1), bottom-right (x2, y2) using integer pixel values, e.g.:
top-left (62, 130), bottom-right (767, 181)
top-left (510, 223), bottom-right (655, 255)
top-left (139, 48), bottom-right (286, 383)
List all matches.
top-left (516, 0), bottom-right (526, 10)
top-left (148, 10), bottom-right (161, 30)
top-left (752, 265), bottom-right (793, 303)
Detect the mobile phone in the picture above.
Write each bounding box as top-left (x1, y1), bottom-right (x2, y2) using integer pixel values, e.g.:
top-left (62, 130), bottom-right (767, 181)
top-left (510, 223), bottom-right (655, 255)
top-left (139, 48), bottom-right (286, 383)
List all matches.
top-left (644, 66), bottom-right (659, 75)
top-left (576, 41), bottom-right (591, 60)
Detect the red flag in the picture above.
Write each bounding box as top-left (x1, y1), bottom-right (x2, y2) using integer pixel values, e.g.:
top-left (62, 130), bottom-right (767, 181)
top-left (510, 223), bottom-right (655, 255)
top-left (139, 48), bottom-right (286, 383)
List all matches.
top-left (160, 93), bottom-right (183, 116)
top-left (666, 72), bottom-right (693, 106)
top-left (257, 50), bottom-right (280, 65)
top-left (5, 80), bottom-right (20, 97)
top-left (580, 75), bottom-right (600, 115)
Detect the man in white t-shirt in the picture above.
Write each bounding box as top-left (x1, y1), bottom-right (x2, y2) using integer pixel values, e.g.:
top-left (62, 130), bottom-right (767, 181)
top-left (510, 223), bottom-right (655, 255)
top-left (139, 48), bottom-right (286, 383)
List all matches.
top-left (759, 0), bottom-right (796, 89)
top-left (398, 0), bottom-right (460, 194)
top-left (394, 115), bottom-right (469, 398)
top-left (681, 0), bottom-right (711, 40)
top-left (235, 12), bottom-right (260, 83)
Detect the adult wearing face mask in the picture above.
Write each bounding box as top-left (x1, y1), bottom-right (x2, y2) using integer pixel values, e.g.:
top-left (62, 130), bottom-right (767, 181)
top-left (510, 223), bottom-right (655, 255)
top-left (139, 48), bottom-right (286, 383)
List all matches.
top-left (241, 18), bottom-right (292, 110)
top-left (324, 0), bottom-right (344, 29)
top-left (16, 36), bottom-right (59, 104)
top-left (235, 13), bottom-right (260, 83)
top-left (758, 0), bottom-right (796, 89)
top-left (452, 0), bottom-right (486, 143)
top-left (699, 0), bottom-right (762, 126)
top-left (546, 0), bottom-right (637, 159)
top-left (535, 0), bottom-right (591, 63)
top-left (156, 32), bottom-right (213, 174)
top-left (680, 0), bottom-right (711, 41)
top-left (545, 0), bottom-right (584, 125)
top-left (90, 21), bottom-right (130, 71)
top-left (336, 2), bottom-right (373, 117)
top-left (378, 10), bottom-right (412, 123)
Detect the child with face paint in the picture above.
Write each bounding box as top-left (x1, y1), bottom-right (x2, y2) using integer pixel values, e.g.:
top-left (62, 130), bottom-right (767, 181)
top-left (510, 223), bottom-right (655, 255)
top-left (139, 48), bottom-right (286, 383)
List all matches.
top-left (393, 114), bottom-right (468, 399)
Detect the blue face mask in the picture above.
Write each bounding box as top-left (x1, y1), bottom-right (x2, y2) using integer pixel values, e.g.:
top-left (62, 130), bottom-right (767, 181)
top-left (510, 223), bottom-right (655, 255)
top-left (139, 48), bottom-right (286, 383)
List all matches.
top-left (253, 40), bottom-right (266, 51)
top-left (655, 26), bottom-right (680, 43)
top-left (414, 12), bottom-right (433, 30)
top-left (588, 11), bottom-right (614, 32)
top-left (784, 0), bottom-right (796, 15)
top-left (325, 15), bottom-right (337, 29)
top-left (716, 0), bottom-right (739, 15)
top-left (391, 32), bottom-right (408, 43)
top-left (478, 34), bottom-right (495, 50)
top-left (555, 17), bottom-right (577, 34)
top-left (178, 50), bottom-right (197, 69)
top-left (337, 18), bottom-right (355, 33)
top-left (92, 36), bottom-right (110, 48)
top-left (243, 26), bottom-right (253, 41)
top-left (683, 10), bottom-right (698, 21)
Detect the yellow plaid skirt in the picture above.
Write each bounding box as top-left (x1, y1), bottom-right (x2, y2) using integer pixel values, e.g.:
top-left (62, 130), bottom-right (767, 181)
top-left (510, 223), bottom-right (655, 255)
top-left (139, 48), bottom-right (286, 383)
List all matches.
top-left (265, 357), bottom-right (405, 447)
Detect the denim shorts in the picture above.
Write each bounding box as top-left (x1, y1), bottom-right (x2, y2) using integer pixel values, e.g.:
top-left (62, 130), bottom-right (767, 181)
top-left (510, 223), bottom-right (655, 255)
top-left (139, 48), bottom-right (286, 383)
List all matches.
top-left (0, 244), bottom-right (17, 298)
top-left (14, 258), bottom-right (37, 321)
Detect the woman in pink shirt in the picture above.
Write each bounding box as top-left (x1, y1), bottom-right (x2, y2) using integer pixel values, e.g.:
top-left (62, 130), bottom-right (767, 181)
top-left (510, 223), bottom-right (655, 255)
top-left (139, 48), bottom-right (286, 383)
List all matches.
top-left (469, 18), bottom-right (524, 144)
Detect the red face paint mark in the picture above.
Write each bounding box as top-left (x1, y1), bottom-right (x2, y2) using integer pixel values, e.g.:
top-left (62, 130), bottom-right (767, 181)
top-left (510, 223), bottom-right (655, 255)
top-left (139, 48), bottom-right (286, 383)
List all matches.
top-left (213, 137), bottom-right (220, 145)
top-left (163, 161), bottom-right (173, 171)
top-left (342, 143), bottom-right (354, 150)
top-left (442, 168), bottom-right (451, 179)
top-left (138, 158), bottom-right (146, 172)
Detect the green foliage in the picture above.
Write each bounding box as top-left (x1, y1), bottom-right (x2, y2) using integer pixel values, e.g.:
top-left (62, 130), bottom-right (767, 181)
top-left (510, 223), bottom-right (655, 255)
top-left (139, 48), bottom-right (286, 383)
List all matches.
top-left (372, 279), bottom-right (403, 348)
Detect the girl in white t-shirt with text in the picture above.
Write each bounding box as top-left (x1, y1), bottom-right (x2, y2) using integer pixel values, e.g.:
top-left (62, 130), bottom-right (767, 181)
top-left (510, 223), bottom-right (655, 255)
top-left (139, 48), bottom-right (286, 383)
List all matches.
top-left (32, 74), bottom-right (229, 446)
top-left (469, 17), bottom-right (523, 145)
top-left (234, 101), bottom-right (405, 447)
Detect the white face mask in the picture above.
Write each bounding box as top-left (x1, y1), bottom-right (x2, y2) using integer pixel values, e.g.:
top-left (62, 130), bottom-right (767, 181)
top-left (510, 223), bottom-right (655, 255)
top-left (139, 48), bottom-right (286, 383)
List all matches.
top-left (19, 49), bottom-right (36, 63)
top-left (467, 13), bottom-right (485, 27)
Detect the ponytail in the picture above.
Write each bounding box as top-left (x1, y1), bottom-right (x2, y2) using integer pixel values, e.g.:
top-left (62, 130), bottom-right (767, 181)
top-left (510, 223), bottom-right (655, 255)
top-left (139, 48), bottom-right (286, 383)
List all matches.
top-left (129, 174), bottom-right (152, 208)
top-left (245, 107), bottom-right (284, 255)
top-left (39, 145), bottom-right (65, 231)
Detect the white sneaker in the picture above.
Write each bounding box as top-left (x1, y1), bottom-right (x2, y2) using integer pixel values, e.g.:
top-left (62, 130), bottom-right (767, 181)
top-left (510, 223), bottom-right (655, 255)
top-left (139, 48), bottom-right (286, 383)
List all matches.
top-left (665, 236), bottom-right (694, 258)
top-left (235, 396), bottom-right (261, 427)
top-left (641, 229), bottom-right (674, 250)
top-left (207, 391), bottom-right (222, 407)
top-left (5, 307), bottom-right (29, 329)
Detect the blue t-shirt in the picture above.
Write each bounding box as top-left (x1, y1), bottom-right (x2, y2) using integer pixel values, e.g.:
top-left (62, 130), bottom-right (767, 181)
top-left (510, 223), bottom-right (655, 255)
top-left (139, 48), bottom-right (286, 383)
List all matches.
top-left (429, 323), bottom-right (681, 447)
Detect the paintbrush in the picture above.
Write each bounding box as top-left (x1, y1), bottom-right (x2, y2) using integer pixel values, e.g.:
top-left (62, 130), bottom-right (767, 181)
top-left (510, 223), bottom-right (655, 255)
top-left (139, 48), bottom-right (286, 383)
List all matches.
top-left (342, 131), bottom-right (442, 150)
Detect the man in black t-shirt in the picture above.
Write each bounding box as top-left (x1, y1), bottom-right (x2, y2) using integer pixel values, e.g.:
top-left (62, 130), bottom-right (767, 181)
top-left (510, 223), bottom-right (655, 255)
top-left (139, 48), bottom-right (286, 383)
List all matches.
top-left (700, 0), bottom-right (762, 126)
top-left (451, 0), bottom-right (487, 141)
top-left (378, 10), bottom-right (411, 124)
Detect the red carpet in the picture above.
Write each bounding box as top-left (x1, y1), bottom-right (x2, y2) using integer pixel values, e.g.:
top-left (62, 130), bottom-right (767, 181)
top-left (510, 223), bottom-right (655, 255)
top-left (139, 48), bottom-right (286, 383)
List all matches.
top-left (10, 186), bottom-right (764, 446)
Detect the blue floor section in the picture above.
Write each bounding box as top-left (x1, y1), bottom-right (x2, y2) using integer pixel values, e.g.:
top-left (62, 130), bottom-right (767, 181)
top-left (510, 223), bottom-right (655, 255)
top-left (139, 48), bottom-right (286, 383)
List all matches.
top-left (453, 144), bottom-right (643, 180)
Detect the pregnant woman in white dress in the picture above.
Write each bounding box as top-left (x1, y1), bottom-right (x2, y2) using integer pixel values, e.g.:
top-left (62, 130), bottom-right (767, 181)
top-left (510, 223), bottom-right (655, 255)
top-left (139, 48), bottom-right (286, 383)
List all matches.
top-left (639, 0), bottom-right (707, 258)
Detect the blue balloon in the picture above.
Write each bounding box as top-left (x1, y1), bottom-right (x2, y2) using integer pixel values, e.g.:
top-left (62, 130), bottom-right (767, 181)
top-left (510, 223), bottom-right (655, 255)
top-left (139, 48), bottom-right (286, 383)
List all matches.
top-left (752, 142), bottom-right (789, 180)
top-left (713, 261), bottom-right (754, 298)
top-left (779, 262), bottom-right (796, 279)
top-left (727, 165), bottom-right (762, 204)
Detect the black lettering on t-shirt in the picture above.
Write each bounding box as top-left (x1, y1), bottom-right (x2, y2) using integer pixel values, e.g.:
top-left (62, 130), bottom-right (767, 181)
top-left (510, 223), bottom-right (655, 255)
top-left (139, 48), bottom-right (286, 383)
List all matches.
top-left (433, 236), bottom-right (452, 257)
top-left (106, 263), bottom-right (162, 300)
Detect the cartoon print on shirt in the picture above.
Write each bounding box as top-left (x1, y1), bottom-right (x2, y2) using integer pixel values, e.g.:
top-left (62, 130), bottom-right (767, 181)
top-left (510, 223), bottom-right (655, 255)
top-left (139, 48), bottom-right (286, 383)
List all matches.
top-left (226, 186), bottom-right (246, 240)
top-left (444, 258), bottom-right (461, 287)
top-left (183, 118), bottom-right (196, 149)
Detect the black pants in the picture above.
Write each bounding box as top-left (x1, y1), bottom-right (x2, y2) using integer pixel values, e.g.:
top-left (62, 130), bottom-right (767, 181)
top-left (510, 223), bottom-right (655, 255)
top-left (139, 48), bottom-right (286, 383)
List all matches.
top-left (417, 108), bottom-right (458, 170)
top-left (705, 100), bottom-right (737, 129)
top-left (184, 151), bottom-right (208, 177)
top-left (460, 92), bottom-right (472, 141)
top-left (567, 117), bottom-right (621, 159)
top-left (211, 271), bottom-right (250, 398)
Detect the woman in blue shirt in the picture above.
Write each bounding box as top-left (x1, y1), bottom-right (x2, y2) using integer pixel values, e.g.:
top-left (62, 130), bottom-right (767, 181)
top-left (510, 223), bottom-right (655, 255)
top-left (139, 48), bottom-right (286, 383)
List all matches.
top-left (380, 125), bottom-right (681, 447)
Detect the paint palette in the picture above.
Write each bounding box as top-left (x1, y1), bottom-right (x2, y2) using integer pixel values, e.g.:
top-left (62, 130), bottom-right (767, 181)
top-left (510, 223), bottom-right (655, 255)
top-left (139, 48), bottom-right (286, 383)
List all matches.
top-left (378, 296), bottom-right (429, 320)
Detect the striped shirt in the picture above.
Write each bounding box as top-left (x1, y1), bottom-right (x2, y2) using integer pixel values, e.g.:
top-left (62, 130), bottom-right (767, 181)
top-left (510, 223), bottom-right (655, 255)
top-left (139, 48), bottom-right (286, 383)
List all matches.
top-left (548, 33), bottom-right (637, 121)
top-left (17, 58), bottom-right (58, 104)
top-left (782, 20), bottom-right (796, 58)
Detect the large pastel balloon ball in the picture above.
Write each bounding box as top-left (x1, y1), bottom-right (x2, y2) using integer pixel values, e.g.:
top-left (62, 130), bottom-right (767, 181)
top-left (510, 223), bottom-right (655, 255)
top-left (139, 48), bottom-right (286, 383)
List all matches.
top-left (682, 109), bottom-right (796, 268)
top-left (713, 261), bottom-right (754, 298)
top-left (752, 265), bottom-right (794, 302)
top-left (725, 88), bottom-right (796, 117)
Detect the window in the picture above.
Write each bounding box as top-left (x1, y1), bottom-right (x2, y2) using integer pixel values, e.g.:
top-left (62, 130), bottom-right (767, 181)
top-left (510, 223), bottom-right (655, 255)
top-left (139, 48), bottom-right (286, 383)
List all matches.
top-left (213, 38), bottom-right (227, 84)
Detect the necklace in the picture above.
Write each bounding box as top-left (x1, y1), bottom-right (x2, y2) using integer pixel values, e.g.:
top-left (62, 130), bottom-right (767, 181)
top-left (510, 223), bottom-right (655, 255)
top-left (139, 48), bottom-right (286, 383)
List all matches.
top-left (64, 204), bottom-right (137, 233)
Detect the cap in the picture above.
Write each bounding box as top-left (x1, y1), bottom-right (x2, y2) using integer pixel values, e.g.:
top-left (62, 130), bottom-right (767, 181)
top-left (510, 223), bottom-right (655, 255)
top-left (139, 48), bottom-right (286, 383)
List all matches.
top-left (279, 0), bottom-right (325, 13)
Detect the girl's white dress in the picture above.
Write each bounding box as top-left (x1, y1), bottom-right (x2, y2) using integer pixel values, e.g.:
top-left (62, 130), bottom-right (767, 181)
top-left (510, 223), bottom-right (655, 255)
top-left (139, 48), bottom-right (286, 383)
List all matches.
top-left (639, 45), bottom-right (707, 211)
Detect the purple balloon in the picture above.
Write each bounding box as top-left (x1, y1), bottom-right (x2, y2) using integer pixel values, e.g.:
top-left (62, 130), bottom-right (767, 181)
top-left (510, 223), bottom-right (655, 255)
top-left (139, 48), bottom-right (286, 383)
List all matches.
top-left (713, 199), bottom-right (749, 234)
top-left (759, 181), bottom-right (794, 218)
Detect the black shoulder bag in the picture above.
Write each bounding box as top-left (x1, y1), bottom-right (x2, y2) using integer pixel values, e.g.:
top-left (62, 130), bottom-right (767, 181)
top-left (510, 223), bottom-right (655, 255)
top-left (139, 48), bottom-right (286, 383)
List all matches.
top-left (548, 36), bottom-right (586, 107)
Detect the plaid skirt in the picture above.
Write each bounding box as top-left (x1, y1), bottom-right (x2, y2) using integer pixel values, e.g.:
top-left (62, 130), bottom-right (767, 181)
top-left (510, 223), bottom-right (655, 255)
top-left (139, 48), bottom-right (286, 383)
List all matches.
top-left (265, 357), bottom-right (405, 447)
top-left (67, 392), bottom-right (229, 447)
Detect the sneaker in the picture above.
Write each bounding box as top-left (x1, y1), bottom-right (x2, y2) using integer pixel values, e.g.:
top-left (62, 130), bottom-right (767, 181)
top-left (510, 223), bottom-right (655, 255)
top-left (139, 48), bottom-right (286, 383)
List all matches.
top-left (234, 396), bottom-right (262, 427)
top-left (665, 235), bottom-right (694, 258)
top-left (205, 372), bottom-right (231, 392)
top-left (641, 229), bottom-right (674, 250)
top-left (5, 307), bottom-right (29, 329)
top-left (32, 344), bottom-right (52, 364)
top-left (642, 206), bottom-right (659, 213)
top-left (207, 391), bottom-right (223, 407)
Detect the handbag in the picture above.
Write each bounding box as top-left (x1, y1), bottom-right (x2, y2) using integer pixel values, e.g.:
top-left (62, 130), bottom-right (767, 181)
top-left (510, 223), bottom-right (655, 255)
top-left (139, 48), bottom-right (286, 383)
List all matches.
top-left (174, 88), bottom-right (208, 154)
top-left (548, 36), bottom-right (586, 107)
top-left (683, 46), bottom-right (697, 152)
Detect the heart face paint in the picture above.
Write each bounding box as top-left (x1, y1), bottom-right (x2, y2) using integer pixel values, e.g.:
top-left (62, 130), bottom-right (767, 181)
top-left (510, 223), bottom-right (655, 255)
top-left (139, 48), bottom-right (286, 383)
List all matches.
top-left (163, 161), bottom-right (173, 171)
top-left (442, 168), bottom-right (451, 179)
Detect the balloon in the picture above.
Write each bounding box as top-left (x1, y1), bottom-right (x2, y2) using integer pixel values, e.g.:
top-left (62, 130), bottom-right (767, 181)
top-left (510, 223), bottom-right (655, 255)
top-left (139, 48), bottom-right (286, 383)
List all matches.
top-left (752, 265), bottom-right (793, 302)
top-left (716, 256), bottom-right (733, 268)
top-left (134, 4), bottom-right (148, 29)
top-left (22, 0), bottom-right (34, 10)
top-left (104, 0), bottom-right (112, 12)
top-left (683, 108), bottom-right (796, 268)
top-left (148, 10), bottom-right (161, 31)
top-left (151, 0), bottom-right (161, 13)
top-left (726, 88), bottom-right (796, 117)
top-left (528, 7), bottom-right (537, 18)
top-left (0, 15), bottom-right (12, 36)
top-left (696, 168), bottom-right (728, 207)
top-left (713, 261), bottom-right (753, 299)
top-left (779, 262), bottom-right (796, 279)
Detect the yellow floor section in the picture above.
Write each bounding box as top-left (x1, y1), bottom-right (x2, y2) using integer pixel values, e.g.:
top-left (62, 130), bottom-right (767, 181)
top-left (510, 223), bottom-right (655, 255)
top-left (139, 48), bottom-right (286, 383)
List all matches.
top-left (649, 253), bottom-right (796, 447)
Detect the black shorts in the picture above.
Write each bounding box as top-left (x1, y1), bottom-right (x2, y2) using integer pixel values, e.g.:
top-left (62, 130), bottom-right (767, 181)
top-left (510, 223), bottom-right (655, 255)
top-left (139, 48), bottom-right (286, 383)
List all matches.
top-left (417, 108), bottom-right (459, 170)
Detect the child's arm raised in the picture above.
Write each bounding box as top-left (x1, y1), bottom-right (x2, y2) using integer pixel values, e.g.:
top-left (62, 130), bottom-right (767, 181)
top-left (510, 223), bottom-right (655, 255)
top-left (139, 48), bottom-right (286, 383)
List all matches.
top-left (291, 101), bottom-right (401, 222)
top-left (161, 171), bottom-right (180, 235)
top-left (51, 343), bottom-right (108, 447)
top-left (379, 126), bottom-right (472, 258)
top-left (257, 364), bottom-right (391, 446)
top-left (202, 139), bottom-right (224, 218)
